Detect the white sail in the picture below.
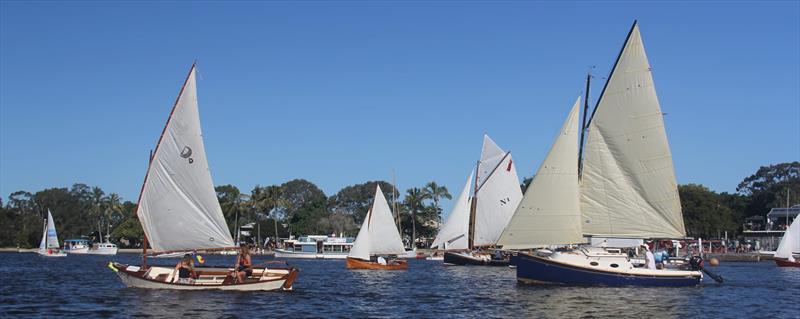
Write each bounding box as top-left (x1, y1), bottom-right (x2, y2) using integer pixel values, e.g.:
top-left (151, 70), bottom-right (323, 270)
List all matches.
top-left (430, 171), bottom-right (473, 250)
top-left (499, 98), bottom-right (583, 249)
top-left (477, 135), bottom-right (505, 187)
top-left (349, 185), bottom-right (406, 260)
top-left (137, 66), bottom-right (236, 253)
top-left (580, 22), bottom-right (686, 239)
top-left (38, 220), bottom-right (47, 251)
top-left (45, 210), bottom-right (60, 248)
top-left (776, 218), bottom-right (799, 261)
top-left (474, 152), bottom-right (523, 247)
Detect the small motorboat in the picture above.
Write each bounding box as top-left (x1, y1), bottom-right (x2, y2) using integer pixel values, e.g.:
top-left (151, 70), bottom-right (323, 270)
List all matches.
top-left (64, 239), bottom-right (90, 254)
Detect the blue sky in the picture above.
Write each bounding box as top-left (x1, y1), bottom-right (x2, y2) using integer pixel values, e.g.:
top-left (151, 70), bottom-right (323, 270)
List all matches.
top-left (1, 1), bottom-right (798, 215)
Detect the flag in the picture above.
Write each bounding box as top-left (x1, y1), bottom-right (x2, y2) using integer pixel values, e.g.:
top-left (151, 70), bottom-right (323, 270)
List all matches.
top-left (196, 255), bottom-right (205, 264)
top-left (506, 159), bottom-right (513, 172)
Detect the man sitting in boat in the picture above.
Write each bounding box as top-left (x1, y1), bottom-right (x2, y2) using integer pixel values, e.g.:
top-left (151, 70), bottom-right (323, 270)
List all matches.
top-left (235, 245), bottom-right (253, 283)
top-left (172, 254), bottom-right (197, 284)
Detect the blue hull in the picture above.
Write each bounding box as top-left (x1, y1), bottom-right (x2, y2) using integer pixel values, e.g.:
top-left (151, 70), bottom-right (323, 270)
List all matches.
top-left (516, 253), bottom-right (701, 287)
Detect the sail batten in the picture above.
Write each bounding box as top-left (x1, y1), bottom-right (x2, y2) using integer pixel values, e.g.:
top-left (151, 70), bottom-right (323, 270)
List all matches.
top-left (499, 98), bottom-right (583, 249)
top-left (579, 23), bottom-right (685, 239)
top-left (136, 66), bottom-right (235, 253)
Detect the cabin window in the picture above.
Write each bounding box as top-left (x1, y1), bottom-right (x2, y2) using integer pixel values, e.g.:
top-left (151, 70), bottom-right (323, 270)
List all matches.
top-left (610, 263), bottom-right (619, 268)
top-left (590, 262), bottom-right (599, 266)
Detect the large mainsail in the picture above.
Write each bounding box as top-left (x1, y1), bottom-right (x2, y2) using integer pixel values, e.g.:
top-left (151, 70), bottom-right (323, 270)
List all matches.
top-left (349, 185), bottom-right (406, 260)
top-left (473, 136), bottom-right (523, 247)
top-left (45, 210), bottom-right (60, 248)
top-left (580, 22), bottom-right (686, 239)
top-left (499, 98), bottom-right (583, 249)
top-left (776, 218), bottom-right (799, 261)
top-left (430, 171), bottom-right (473, 250)
top-left (136, 66), bottom-right (235, 253)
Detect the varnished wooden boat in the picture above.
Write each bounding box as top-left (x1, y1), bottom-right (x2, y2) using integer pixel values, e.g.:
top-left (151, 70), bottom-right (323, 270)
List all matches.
top-left (774, 258), bottom-right (800, 267)
top-left (110, 262), bottom-right (299, 291)
top-left (346, 257), bottom-right (407, 270)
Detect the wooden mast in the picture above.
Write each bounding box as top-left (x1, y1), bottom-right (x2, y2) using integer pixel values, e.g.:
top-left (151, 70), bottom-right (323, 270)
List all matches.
top-left (135, 63), bottom-right (197, 267)
top-left (468, 160), bottom-right (479, 250)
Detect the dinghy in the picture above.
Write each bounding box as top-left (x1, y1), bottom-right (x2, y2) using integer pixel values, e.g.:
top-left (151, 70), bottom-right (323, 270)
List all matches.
top-left (775, 218), bottom-right (799, 267)
top-left (109, 64), bottom-right (298, 291)
top-left (432, 135), bottom-right (522, 266)
top-left (36, 210), bottom-right (66, 257)
top-left (499, 21), bottom-right (704, 286)
top-left (346, 185), bottom-right (408, 270)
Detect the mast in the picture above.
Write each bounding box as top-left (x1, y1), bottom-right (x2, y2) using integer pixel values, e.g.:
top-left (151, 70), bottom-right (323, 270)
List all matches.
top-left (578, 72), bottom-right (591, 179)
top-left (136, 63), bottom-right (196, 266)
top-left (468, 160), bottom-right (479, 250)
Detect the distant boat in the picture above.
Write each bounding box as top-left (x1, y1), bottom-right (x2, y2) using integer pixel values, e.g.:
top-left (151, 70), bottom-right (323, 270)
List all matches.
top-left (346, 185), bottom-right (408, 270)
top-left (64, 239), bottom-right (90, 254)
top-left (109, 64), bottom-right (299, 290)
top-left (775, 218), bottom-right (799, 267)
top-left (275, 235), bottom-right (355, 259)
top-left (431, 135), bottom-right (522, 266)
top-left (37, 210), bottom-right (66, 257)
top-left (87, 222), bottom-right (118, 255)
top-left (499, 21), bottom-right (704, 286)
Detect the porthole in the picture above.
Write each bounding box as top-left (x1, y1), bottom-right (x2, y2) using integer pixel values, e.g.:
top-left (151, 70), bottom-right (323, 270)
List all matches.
top-left (610, 263), bottom-right (619, 268)
top-left (590, 262), bottom-right (599, 266)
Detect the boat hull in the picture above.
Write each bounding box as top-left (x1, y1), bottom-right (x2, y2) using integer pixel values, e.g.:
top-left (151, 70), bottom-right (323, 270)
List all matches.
top-left (65, 247), bottom-right (90, 254)
top-left (774, 258), bottom-right (800, 267)
top-left (110, 263), bottom-right (298, 291)
top-left (443, 251), bottom-right (509, 266)
top-left (274, 249), bottom-right (349, 259)
top-left (515, 252), bottom-right (702, 287)
top-left (36, 250), bottom-right (67, 257)
top-left (86, 247), bottom-right (118, 255)
top-left (345, 257), bottom-right (407, 270)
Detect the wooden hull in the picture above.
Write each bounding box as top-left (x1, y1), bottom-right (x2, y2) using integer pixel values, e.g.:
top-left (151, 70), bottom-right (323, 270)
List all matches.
top-left (443, 251), bottom-right (509, 266)
top-left (110, 262), bottom-right (299, 291)
top-left (774, 258), bottom-right (800, 267)
top-left (345, 257), bottom-right (408, 270)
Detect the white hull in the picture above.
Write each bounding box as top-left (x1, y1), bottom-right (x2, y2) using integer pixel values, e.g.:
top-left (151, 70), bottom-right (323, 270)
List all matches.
top-left (66, 247), bottom-right (90, 254)
top-left (111, 263), bottom-right (297, 291)
top-left (87, 247), bottom-right (118, 255)
top-left (274, 249), bottom-right (348, 259)
top-left (426, 256), bottom-right (444, 261)
top-left (36, 250), bottom-right (67, 257)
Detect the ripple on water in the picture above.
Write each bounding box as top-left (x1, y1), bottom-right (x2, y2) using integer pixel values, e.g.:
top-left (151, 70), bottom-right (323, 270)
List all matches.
top-left (1, 254), bottom-right (799, 318)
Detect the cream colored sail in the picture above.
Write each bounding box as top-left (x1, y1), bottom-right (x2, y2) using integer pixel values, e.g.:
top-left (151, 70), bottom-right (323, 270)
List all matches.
top-left (499, 98), bottom-right (583, 249)
top-left (580, 23), bottom-right (686, 239)
top-left (349, 185), bottom-right (406, 260)
top-left (474, 150), bottom-right (523, 247)
top-left (776, 218), bottom-right (799, 261)
top-left (430, 171), bottom-right (473, 250)
top-left (137, 66), bottom-right (236, 253)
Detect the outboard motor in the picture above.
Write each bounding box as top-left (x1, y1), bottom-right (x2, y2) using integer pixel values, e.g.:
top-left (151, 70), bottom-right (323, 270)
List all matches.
top-left (689, 256), bottom-right (704, 271)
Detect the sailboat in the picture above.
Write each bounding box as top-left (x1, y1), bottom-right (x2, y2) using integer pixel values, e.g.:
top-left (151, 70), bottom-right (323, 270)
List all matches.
top-left (499, 21), bottom-right (704, 286)
top-left (109, 64), bottom-right (299, 291)
top-left (346, 185), bottom-right (408, 270)
top-left (433, 135), bottom-right (523, 266)
top-left (36, 210), bottom-right (67, 257)
top-left (775, 217), bottom-right (799, 267)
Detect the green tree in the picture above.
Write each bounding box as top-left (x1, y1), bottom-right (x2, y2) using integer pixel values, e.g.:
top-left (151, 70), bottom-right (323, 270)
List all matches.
top-left (423, 181), bottom-right (451, 226)
top-left (737, 162), bottom-right (800, 217)
top-left (404, 187), bottom-right (426, 248)
top-left (279, 179), bottom-right (328, 236)
top-left (328, 180), bottom-right (396, 226)
top-left (679, 184), bottom-right (737, 238)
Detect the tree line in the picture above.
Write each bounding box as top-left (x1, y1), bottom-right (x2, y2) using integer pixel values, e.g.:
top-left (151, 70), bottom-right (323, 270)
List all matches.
top-left (0, 162), bottom-right (796, 248)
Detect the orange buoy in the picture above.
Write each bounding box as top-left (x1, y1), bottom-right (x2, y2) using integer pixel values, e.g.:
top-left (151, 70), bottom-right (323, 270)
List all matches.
top-left (708, 257), bottom-right (720, 266)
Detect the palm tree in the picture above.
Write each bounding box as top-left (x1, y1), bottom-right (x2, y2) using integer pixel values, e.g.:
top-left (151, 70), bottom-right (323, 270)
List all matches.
top-left (404, 188), bottom-right (426, 249)
top-left (103, 193), bottom-right (124, 240)
top-left (251, 185), bottom-right (285, 247)
top-left (423, 181), bottom-right (451, 227)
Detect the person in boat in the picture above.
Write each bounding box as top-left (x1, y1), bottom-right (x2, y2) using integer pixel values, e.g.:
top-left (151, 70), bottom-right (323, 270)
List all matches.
top-left (643, 244), bottom-right (656, 270)
top-left (172, 254), bottom-right (197, 284)
top-left (235, 244), bottom-right (253, 283)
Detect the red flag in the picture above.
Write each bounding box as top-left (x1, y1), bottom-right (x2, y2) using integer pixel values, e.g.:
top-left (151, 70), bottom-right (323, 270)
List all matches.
top-left (507, 159), bottom-right (513, 172)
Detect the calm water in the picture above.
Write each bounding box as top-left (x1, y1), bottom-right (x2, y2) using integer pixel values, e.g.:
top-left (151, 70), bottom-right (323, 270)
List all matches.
top-left (1, 253), bottom-right (798, 318)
